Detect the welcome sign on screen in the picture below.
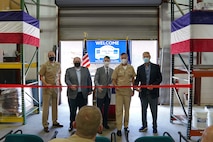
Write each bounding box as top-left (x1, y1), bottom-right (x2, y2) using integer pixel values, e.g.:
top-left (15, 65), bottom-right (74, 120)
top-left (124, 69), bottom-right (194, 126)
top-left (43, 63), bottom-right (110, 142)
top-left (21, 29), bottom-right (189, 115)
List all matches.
top-left (87, 40), bottom-right (126, 63)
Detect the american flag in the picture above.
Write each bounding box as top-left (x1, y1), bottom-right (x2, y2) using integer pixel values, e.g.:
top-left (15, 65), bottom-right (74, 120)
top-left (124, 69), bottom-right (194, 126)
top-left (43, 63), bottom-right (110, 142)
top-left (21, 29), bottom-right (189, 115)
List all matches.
top-left (82, 40), bottom-right (90, 68)
top-left (126, 40), bottom-right (131, 64)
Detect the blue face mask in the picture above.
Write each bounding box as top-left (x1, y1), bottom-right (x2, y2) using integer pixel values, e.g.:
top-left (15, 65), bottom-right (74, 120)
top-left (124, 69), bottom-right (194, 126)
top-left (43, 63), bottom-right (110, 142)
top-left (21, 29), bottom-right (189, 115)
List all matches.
top-left (143, 57), bottom-right (150, 63)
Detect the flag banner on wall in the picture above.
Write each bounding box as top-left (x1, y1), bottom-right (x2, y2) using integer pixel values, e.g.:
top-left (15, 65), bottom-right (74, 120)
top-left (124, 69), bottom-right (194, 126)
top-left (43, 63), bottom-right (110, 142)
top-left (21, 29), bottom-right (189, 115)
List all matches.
top-left (0, 11), bottom-right (40, 47)
top-left (86, 40), bottom-right (126, 63)
top-left (82, 39), bottom-right (90, 68)
top-left (171, 11), bottom-right (213, 54)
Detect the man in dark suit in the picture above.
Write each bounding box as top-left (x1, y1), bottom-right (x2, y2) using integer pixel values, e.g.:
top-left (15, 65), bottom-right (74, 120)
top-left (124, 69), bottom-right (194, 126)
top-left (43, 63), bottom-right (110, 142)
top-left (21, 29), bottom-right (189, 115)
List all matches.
top-left (134, 51), bottom-right (162, 134)
top-left (94, 56), bottom-right (114, 129)
top-left (65, 57), bottom-right (92, 132)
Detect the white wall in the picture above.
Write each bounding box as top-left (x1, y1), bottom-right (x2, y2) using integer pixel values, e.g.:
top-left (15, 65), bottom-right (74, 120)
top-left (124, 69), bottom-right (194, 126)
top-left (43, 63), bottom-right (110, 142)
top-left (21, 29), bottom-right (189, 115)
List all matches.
top-left (200, 53), bottom-right (213, 105)
top-left (159, 2), bottom-right (171, 104)
top-left (131, 40), bottom-right (158, 71)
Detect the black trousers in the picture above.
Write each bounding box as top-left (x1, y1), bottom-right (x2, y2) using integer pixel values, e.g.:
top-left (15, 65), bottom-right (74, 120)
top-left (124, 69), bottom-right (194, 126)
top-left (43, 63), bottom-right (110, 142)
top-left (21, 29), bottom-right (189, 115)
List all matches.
top-left (68, 92), bottom-right (87, 128)
top-left (140, 93), bottom-right (158, 129)
top-left (97, 93), bottom-right (111, 126)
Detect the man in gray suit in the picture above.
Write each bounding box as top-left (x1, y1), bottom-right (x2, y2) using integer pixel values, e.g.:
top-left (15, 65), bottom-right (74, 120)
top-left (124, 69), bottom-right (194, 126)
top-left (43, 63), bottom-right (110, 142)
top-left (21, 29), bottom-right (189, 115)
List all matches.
top-left (65, 57), bottom-right (93, 132)
top-left (94, 56), bottom-right (114, 129)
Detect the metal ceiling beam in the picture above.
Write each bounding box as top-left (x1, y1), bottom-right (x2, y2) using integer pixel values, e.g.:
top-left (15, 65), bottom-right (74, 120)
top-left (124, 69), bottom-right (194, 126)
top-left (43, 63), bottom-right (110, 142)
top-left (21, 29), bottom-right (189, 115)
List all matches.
top-left (59, 13), bottom-right (157, 18)
top-left (55, 0), bottom-right (162, 7)
top-left (59, 25), bottom-right (157, 29)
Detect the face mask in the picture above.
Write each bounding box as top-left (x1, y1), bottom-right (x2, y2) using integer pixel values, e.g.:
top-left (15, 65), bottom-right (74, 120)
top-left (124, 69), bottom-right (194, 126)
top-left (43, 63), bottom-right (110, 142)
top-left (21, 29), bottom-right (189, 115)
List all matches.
top-left (104, 61), bottom-right (109, 67)
top-left (121, 59), bottom-right (127, 64)
top-left (74, 62), bottom-right (80, 68)
top-left (49, 57), bottom-right (55, 62)
top-left (143, 57), bottom-right (150, 63)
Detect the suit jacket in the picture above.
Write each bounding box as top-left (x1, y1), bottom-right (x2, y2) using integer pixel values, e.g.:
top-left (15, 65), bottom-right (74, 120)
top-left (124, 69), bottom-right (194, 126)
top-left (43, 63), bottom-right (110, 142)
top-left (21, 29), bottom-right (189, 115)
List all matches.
top-left (65, 66), bottom-right (92, 99)
top-left (134, 63), bottom-right (162, 99)
top-left (94, 66), bottom-right (114, 99)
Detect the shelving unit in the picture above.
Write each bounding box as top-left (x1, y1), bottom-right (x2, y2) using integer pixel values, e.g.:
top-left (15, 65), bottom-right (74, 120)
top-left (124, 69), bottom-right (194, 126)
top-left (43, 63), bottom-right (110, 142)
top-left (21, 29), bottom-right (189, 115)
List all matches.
top-left (0, 0), bottom-right (40, 124)
top-left (0, 62), bottom-right (37, 69)
top-left (170, 1), bottom-right (213, 139)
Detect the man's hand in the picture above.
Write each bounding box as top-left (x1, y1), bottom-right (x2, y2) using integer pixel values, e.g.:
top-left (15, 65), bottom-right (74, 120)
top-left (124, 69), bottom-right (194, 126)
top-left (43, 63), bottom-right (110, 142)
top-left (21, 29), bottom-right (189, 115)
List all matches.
top-left (59, 84), bottom-right (62, 92)
top-left (44, 83), bottom-right (52, 88)
top-left (135, 88), bottom-right (141, 92)
top-left (70, 84), bottom-right (77, 90)
top-left (131, 90), bottom-right (134, 96)
top-left (147, 84), bottom-right (153, 90)
top-left (97, 85), bottom-right (103, 93)
top-left (98, 88), bottom-right (103, 93)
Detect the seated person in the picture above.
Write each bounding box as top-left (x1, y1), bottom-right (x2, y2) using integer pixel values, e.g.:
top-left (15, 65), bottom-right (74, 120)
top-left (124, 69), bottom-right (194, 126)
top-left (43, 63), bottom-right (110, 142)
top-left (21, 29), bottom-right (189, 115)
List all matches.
top-left (49, 106), bottom-right (103, 142)
top-left (201, 125), bottom-right (213, 142)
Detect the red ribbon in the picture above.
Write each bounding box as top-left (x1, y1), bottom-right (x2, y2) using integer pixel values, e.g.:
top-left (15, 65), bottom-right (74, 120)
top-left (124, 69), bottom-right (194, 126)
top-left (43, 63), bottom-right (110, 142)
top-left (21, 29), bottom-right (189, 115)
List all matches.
top-left (0, 84), bottom-right (192, 89)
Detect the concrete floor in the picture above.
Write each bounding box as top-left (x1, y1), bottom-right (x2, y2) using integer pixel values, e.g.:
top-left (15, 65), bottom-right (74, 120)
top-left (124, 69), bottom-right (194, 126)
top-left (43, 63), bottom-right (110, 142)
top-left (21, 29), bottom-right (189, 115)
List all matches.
top-left (0, 95), bottom-right (203, 142)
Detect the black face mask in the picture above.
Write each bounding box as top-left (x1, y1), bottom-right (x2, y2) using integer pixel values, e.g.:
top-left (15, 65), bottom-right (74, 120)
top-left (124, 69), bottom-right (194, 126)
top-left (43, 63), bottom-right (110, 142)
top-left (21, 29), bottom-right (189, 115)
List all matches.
top-left (74, 62), bottom-right (80, 67)
top-left (49, 57), bottom-right (55, 61)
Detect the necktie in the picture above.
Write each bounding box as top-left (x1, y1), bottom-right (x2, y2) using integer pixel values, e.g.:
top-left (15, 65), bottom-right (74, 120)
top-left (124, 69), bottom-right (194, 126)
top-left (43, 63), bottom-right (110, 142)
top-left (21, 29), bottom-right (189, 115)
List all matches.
top-left (106, 68), bottom-right (109, 82)
top-left (106, 68), bottom-right (109, 94)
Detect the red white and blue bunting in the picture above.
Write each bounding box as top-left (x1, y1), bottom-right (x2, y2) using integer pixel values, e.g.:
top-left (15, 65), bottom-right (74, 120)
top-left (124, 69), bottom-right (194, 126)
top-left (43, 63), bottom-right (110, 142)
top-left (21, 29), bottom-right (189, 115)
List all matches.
top-left (171, 11), bottom-right (213, 54)
top-left (0, 11), bottom-right (40, 47)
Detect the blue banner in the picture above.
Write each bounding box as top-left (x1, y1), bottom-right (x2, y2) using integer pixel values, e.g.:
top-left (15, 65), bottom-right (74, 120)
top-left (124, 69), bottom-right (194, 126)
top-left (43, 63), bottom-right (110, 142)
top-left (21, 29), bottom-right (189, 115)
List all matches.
top-left (87, 40), bottom-right (126, 63)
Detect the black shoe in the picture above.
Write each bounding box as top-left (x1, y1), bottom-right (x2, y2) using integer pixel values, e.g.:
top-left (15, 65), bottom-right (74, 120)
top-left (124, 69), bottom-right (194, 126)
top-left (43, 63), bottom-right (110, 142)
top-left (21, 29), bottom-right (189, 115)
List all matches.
top-left (69, 126), bottom-right (73, 132)
top-left (53, 123), bottom-right (63, 127)
top-left (104, 125), bottom-right (110, 129)
top-left (71, 131), bottom-right (76, 135)
top-left (124, 127), bottom-right (129, 132)
top-left (153, 128), bottom-right (158, 134)
top-left (44, 127), bottom-right (49, 133)
top-left (139, 126), bottom-right (147, 132)
top-left (117, 130), bottom-right (122, 136)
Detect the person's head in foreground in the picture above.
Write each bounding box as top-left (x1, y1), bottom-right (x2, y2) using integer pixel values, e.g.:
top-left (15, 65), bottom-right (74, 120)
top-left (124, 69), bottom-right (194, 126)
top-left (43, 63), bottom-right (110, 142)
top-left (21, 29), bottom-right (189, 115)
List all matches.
top-left (201, 125), bottom-right (213, 142)
top-left (73, 105), bottom-right (103, 140)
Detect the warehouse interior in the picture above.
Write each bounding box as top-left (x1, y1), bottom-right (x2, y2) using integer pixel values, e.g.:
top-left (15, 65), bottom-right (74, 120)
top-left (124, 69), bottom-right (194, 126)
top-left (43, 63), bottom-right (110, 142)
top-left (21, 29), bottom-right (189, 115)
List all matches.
top-left (1, 0), bottom-right (213, 142)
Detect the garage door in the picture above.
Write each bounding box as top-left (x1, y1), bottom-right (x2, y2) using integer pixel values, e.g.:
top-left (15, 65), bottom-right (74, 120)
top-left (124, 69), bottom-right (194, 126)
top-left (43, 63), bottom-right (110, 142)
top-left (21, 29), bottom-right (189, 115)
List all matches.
top-left (59, 7), bottom-right (159, 40)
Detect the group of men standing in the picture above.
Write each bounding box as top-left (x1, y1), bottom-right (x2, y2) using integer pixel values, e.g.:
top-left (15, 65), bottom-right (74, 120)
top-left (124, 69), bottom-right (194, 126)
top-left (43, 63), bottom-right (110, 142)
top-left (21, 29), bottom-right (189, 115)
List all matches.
top-left (39, 50), bottom-right (162, 137)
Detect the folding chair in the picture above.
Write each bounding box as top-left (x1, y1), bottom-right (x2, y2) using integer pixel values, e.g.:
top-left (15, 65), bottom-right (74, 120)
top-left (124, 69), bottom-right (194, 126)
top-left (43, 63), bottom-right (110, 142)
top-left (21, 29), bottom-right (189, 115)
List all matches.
top-left (95, 136), bottom-right (110, 142)
top-left (0, 130), bottom-right (13, 141)
top-left (178, 131), bottom-right (201, 142)
top-left (124, 129), bottom-right (129, 142)
top-left (135, 134), bottom-right (175, 142)
top-left (5, 134), bottom-right (44, 142)
top-left (134, 131), bottom-right (175, 142)
top-left (111, 132), bottom-right (116, 142)
top-left (95, 131), bottom-right (117, 142)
